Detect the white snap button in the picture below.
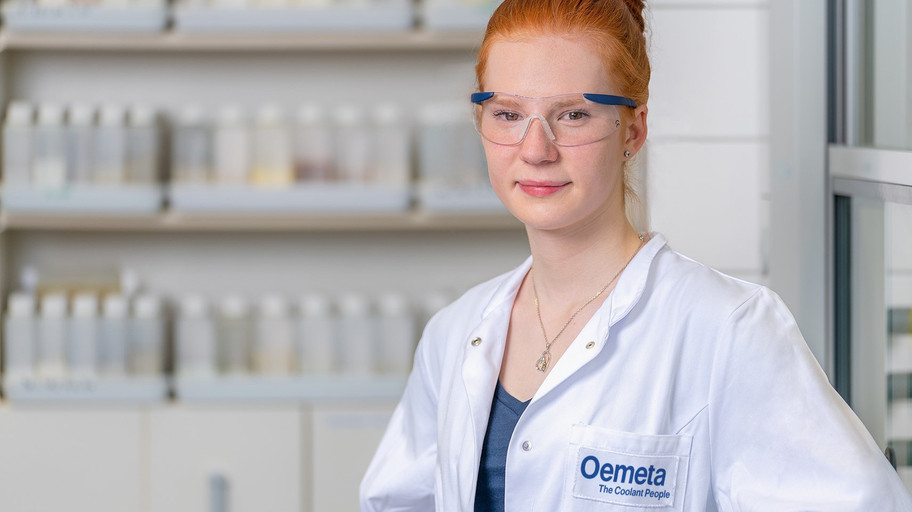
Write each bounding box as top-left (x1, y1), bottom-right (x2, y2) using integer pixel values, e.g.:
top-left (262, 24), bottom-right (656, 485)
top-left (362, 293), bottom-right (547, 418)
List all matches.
top-left (586, 341), bottom-right (596, 349)
top-left (521, 440), bottom-right (532, 451)
top-left (470, 337), bottom-right (482, 346)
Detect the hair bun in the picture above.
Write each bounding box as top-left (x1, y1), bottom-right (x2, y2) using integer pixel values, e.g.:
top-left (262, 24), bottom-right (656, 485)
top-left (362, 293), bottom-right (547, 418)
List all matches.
top-left (621, 0), bottom-right (646, 33)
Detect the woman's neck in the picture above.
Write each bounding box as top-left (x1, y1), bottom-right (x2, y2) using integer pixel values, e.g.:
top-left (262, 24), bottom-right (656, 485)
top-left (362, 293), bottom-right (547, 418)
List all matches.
top-left (526, 217), bottom-right (642, 310)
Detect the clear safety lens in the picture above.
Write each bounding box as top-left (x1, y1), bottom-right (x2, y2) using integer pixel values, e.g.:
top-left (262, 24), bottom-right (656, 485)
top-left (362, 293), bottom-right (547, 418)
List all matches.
top-left (473, 93), bottom-right (624, 147)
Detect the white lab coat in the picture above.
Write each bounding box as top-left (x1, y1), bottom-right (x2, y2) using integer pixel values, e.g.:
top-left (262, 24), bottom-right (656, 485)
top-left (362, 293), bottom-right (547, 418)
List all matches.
top-left (360, 234), bottom-right (912, 511)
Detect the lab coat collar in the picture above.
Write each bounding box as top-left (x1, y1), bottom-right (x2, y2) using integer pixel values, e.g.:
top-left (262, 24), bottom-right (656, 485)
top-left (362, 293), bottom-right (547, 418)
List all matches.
top-left (479, 233), bottom-right (667, 326)
top-left (532, 233), bottom-right (667, 400)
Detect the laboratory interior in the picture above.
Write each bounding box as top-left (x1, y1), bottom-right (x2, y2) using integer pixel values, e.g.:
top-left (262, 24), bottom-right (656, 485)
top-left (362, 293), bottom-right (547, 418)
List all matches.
top-left (0, 0), bottom-right (909, 510)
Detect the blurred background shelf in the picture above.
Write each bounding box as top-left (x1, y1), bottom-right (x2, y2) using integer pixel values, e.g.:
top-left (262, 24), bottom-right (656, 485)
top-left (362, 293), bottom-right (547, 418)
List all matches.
top-left (0, 210), bottom-right (522, 232)
top-left (0, 28), bottom-right (484, 52)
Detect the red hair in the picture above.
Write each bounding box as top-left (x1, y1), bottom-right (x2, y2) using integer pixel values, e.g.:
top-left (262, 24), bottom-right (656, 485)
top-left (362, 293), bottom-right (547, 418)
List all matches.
top-left (475, 0), bottom-right (650, 108)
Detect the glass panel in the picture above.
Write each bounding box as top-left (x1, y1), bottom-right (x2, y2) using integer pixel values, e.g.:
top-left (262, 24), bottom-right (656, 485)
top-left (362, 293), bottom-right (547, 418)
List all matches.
top-left (847, 195), bottom-right (912, 492)
top-left (887, 201), bottom-right (912, 490)
top-left (868, 3), bottom-right (912, 149)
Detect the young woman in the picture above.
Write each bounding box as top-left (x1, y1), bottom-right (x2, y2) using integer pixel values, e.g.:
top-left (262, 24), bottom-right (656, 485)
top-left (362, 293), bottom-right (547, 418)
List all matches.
top-left (361, 0), bottom-right (912, 510)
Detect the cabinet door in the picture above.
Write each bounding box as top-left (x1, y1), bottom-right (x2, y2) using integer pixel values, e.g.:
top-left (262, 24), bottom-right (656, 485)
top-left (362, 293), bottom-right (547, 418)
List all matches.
top-left (310, 401), bottom-right (396, 512)
top-left (0, 407), bottom-right (144, 512)
top-left (148, 405), bottom-right (304, 512)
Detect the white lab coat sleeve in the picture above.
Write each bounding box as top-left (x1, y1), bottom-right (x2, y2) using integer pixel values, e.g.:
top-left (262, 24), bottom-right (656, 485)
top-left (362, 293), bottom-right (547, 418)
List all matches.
top-left (708, 287), bottom-right (912, 511)
top-left (360, 312), bottom-right (442, 511)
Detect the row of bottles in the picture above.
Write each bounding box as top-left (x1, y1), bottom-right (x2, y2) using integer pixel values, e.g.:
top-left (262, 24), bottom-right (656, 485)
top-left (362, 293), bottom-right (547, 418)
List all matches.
top-left (171, 103), bottom-right (408, 187)
top-left (174, 292), bottom-right (419, 378)
top-left (4, 291), bottom-right (165, 381)
top-left (4, 102), bottom-right (160, 189)
top-left (2, 289), bottom-right (447, 384)
top-left (2, 100), bottom-right (486, 194)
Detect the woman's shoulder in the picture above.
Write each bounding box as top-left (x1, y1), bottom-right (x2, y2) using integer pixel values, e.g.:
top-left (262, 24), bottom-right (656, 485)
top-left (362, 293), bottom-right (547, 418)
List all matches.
top-left (647, 242), bottom-right (779, 320)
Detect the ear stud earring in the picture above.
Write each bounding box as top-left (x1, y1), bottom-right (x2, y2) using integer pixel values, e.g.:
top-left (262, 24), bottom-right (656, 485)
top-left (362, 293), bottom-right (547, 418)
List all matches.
top-left (624, 150), bottom-right (631, 158)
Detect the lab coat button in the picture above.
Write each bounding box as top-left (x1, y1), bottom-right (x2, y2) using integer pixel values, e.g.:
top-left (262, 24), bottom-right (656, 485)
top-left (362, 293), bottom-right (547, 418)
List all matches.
top-left (586, 341), bottom-right (596, 349)
top-left (521, 441), bottom-right (532, 451)
top-left (470, 337), bottom-right (482, 346)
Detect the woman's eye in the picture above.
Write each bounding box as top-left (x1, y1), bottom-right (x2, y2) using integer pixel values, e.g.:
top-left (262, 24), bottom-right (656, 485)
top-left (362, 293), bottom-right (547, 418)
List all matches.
top-left (563, 111), bottom-right (589, 121)
top-left (493, 111), bottom-right (520, 122)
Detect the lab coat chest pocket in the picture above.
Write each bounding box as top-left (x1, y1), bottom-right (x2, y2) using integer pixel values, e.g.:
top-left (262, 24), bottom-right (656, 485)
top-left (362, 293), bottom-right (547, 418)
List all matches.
top-left (561, 424), bottom-right (693, 511)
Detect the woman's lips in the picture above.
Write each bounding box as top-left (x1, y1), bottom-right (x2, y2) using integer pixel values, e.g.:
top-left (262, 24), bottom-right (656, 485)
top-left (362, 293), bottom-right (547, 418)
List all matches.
top-left (517, 180), bottom-right (570, 197)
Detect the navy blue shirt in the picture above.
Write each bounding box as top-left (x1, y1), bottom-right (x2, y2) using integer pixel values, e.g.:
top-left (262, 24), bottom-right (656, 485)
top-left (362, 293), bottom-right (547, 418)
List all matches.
top-left (474, 381), bottom-right (531, 512)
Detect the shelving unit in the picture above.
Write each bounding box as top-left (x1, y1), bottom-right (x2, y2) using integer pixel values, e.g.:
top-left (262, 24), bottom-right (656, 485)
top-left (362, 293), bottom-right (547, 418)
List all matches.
top-left (0, 210), bottom-right (520, 232)
top-left (0, 28), bottom-right (484, 52)
top-left (0, 15), bottom-right (526, 511)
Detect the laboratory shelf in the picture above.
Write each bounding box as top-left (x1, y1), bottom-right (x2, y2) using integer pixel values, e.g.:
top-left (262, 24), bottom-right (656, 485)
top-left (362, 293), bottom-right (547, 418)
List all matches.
top-left (0, 29), bottom-right (484, 53)
top-left (0, 210), bottom-right (521, 232)
top-left (2, 376), bottom-right (169, 404)
top-left (173, 374), bottom-right (407, 402)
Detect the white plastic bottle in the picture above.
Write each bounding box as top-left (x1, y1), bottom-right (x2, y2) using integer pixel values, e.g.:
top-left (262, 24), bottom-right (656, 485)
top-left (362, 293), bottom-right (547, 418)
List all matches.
top-left (4, 292), bottom-right (37, 381)
top-left (213, 105), bottom-right (251, 185)
top-left (37, 292), bottom-right (68, 379)
top-left (293, 103), bottom-right (333, 182)
top-left (217, 295), bottom-right (252, 376)
top-left (253, 294), bottom-right (295, 375)
top-left (94, 104), bottom-right (127, 184)
top-left (371, 103), bottom-right (410, 185)
top-left (376, 292), bottom-right (416, 375)
top-left (98, 294), bottom-right (129, 378)
top-left (69, 293), bottom-right (98, 380)
top-left (336, 293), bottom-right (375, 376)
top-left (333, 104), bottom-right (371, 183)
top-left (175, 295), bottom-right (216, 379)
top-left (172, 105), bottom-right (211, 185)
top-left (251, 104), bottom-right (293, 187)
top-left (4, 101), bottom-right (34, 188)
top-left (33, 103), bottom-right (67, 189)
top-left (126, 105), bottom-right (159, 185)
top-left (67, 103), bottom-right (96, 185)
top-left (130, 295), bottom-right (164, 376)
top-left (297, 293), bottom-right (336, 375)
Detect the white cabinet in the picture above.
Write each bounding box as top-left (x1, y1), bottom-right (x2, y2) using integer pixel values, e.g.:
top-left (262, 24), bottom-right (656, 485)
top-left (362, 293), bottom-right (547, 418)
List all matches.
top-left (0, 406), bottom-right (144, 512)
top-left (147, 405), bottom-right (305, 512)
top-left (310, 401), bottom-right (396, 512)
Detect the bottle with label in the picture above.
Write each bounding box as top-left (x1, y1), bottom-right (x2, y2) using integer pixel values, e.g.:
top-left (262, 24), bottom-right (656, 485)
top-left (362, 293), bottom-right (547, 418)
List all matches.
top-left (172, 105), bottom-right (211, 185)
top-left (253, 294), bottom-right (295, 375)
top-left (371, 103), bottom-right (410, 185)
top-left (94, 104), bottom-right (127, 184)
top-left (4, 292), bottom-right (36, 382)
top-left (336, 293), bottom-right (375, 376)
top-left (297, 293), bottom-right (336, 375)
top-left (126, 105), bottom-right (160, 185)
top-left (98, 294), bottom-right (129, 378)
top-left (67, 103), bottom-right (96, 185)
top-left (130, 295), bottom-right (164, 376)
top-left (69, 293), bottom-right (99, 380)
top-left (293, 103), bottom-right (334, 182)
top-left (213, 105), bottom-right (251, 185)
top-left (251, 104), bottom-right (293, 187)
top-left (4, 101), bottom-right (34, 188)
top-left (33, 103), bottom-right (67, 190)
top-left (175, 295), bottom-right (216, 379)
top-left (217, 295), bottom-right (252, 375)
top-left (37, 292), bottom-right (68, 379)
top-left (333, 104), bottom-right (371, 183)
top-left (376, 292), bottom-right (416, 375)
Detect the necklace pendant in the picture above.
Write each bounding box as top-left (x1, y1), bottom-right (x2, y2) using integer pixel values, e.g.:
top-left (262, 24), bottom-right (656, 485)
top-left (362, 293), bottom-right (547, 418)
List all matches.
top-left (535, 351), bottom-right (551, 372)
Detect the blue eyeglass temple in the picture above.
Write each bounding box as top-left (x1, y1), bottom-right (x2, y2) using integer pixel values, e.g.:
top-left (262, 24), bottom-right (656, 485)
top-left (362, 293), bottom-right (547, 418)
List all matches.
top-left (470, 92), bottom-right (637, 108)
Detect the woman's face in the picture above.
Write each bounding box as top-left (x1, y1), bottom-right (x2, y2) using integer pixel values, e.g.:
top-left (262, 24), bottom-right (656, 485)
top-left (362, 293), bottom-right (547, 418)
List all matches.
top-left (480, 34), bottom-right (642, 234)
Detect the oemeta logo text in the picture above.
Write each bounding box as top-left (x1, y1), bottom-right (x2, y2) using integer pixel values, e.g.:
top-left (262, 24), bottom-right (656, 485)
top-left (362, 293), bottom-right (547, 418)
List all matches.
top-left (579, 455), bottom-right (668, 486)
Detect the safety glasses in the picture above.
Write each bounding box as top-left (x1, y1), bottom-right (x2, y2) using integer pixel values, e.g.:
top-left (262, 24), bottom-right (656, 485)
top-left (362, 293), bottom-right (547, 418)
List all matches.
top-left (470, 92), bottom-right (637, 147)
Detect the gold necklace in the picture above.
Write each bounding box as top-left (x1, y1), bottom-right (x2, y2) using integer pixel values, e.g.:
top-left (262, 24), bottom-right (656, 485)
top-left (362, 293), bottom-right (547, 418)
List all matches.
top-left (530, 235), bottom-right (646, 372)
